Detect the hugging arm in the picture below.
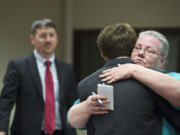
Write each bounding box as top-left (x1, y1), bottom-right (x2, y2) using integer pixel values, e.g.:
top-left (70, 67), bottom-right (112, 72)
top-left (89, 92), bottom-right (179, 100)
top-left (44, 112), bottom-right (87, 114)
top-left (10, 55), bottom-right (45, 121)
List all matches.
top-left (68, 95), bottom-right (110, 129)
top-left (100, 64), bottom-right (180, 106)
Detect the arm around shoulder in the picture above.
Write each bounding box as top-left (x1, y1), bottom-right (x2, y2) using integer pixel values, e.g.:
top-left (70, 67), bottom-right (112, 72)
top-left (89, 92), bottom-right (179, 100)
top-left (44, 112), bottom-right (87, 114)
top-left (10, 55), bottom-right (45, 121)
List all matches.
top-left (100, 63), bottom-right (180, 106)
top-left (132, 66), bottom-right (180, 107)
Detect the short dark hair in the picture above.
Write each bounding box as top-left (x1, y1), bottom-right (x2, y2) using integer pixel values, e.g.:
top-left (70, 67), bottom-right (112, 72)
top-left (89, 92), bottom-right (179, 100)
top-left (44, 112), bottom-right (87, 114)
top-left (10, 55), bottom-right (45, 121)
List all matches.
top-left (97, 23), bottom-right (137, 59)
top-left (31, 18), bottom-right (56, 35)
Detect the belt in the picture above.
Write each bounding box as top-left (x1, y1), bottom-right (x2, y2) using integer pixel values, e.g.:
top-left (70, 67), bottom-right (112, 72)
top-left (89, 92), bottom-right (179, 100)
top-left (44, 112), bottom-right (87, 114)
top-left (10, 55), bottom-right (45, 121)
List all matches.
top-left (41, 130), bottom-right (64, 135)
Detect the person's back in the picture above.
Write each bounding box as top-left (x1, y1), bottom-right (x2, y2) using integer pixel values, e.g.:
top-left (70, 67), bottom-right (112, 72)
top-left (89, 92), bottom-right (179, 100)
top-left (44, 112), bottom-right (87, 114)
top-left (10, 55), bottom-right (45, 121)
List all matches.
top-left (68, 24), bottom-right (180, 135)
top-left (78, 58), bottom-right (162, 135)
top-left (97, 31), bottom-right (180, 135)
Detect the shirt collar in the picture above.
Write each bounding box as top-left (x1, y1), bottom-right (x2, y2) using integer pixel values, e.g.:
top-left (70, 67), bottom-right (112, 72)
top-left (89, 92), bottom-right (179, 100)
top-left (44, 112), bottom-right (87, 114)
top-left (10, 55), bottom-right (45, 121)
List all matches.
top-left (33, 49), bottom-right (55, 64)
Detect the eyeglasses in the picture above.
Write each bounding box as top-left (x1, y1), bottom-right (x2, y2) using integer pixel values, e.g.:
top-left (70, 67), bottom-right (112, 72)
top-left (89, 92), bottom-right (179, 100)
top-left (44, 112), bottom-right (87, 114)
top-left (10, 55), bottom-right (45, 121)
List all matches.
top-left (133, 46), bottom-right (161, 56)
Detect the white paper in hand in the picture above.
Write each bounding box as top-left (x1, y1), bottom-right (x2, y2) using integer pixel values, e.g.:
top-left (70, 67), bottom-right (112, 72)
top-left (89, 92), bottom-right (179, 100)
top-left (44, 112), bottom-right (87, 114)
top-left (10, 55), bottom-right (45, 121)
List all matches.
top-left (97, 84), bottom-right (114, 110)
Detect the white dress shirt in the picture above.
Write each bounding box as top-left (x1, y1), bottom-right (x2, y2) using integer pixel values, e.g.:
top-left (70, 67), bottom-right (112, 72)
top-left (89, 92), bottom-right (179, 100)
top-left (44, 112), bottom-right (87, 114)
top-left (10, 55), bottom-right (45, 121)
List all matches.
top-left (33, 49), bottom-right (62, 130)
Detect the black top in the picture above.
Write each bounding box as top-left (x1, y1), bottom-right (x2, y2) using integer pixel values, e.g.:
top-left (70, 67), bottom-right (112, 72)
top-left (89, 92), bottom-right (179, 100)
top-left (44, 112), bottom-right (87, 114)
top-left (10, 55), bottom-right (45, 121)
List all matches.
top-left (78, 58), bottom-right (180, 135)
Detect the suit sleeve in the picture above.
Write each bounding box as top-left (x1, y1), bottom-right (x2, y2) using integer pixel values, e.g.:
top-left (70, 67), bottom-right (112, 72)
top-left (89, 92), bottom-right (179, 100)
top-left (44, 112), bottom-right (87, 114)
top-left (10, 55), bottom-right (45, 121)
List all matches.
top-left (154, 94), bottom-right (180, 133)
top-left (0, 60), bottom-right (20, 132)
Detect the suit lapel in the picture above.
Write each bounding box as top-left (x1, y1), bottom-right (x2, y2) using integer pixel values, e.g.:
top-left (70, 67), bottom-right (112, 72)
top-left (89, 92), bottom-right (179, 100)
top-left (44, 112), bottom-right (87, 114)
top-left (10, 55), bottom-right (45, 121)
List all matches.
top-left (55, 59), bottom-right (64, 103)
top-left (26, 54), bottom-right (43, 99)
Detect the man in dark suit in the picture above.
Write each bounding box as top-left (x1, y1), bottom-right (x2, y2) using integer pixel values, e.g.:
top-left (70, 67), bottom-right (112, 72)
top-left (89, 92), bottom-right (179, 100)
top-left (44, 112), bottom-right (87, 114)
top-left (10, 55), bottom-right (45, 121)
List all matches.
top-left (0, 18), bottom-right (77, 135)
top-left (68, 23), bottom-right (180, 135)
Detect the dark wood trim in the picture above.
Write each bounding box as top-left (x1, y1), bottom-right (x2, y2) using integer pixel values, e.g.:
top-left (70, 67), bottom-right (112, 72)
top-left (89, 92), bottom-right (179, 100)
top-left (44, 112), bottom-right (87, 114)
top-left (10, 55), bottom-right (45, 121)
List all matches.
top-left (73, 30), bottom-right (101, 81)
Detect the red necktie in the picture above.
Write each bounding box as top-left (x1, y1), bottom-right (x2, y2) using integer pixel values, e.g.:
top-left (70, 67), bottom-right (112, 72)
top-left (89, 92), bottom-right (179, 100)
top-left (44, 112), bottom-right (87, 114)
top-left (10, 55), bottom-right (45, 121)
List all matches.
top-left (44, 61), bottom-right (55, 135)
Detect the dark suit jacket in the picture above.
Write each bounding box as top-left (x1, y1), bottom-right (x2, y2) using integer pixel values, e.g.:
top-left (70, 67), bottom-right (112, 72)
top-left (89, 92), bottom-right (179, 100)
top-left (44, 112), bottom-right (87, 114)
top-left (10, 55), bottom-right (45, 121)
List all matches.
top-left (0, 53), bottom-right (78, 135)
top-left (78, 58), bottom-right (180, 135)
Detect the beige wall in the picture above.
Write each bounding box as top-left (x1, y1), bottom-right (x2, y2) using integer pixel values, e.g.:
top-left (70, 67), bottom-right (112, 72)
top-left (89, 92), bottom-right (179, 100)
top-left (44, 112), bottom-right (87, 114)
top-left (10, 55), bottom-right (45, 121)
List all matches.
top-left (73, 0), bottom-right (180, 29)
top-left (0, 0), bottom-right (180, 94)
top-left (0, 0), bottom-right (64, 89)
top-left (1, 0), bottom-right (180, 89)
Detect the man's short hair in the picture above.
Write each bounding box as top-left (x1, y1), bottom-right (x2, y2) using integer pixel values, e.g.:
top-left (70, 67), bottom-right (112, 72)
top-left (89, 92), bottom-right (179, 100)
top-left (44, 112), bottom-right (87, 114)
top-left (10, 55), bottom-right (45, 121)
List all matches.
top-left (97, 23), bottom-right (137, 59)
top-left (139, 31), bottom-right (169, 58)
top-left (31, 18), bottom-right (56, 35)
